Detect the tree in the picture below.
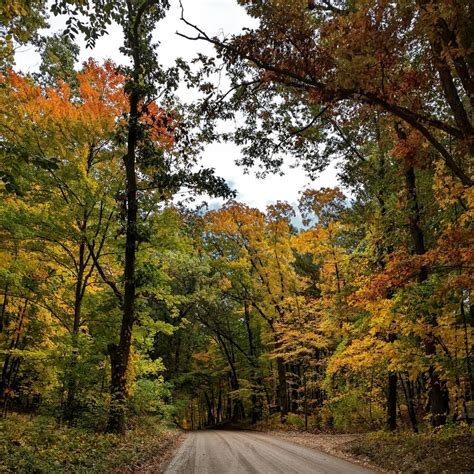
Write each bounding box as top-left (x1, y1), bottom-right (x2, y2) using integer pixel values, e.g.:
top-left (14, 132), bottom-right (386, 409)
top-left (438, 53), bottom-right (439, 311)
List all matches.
top-left (179, 0), bottom-right (472, 187)
top-left (0, 60), bottom-right (126, 420)
top-left (49, 0), bottom-right (233, 433)
top-left (0, 0), bottom-right (47, 69)
top-left (206, 201), bottom-right (302, 420)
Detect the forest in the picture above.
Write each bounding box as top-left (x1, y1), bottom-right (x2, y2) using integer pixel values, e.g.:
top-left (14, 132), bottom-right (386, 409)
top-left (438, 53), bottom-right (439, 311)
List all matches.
top-left (0, 0), bottom-right (473, 472)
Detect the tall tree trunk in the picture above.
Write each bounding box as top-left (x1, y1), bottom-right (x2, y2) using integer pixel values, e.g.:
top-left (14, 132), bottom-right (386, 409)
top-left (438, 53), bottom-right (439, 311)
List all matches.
top-left (387, 372), bottom-right (397, 431)
top-left (0, 284), bottom-right (9, 334)
top-left (244, 299), bottom-right (261, 423)
top-left (217, 334), bottom-right (244, 421)
top-left (217, 381), bottom-right (222, 424)
top-left (106, 67), bottom-right (140, 434)
top-left (375, 124), bottom-right (398, 432)
top-left (1, 300), bottom-right (27, 415)
top-left (399, 126), bottom-right (450, 426)
top-left (64, 237), bottom-right (86, 423)
top-left (289, 365), bottom-right (300, 413)
top-left (303, 368), bottom-right (308, 430)
top-left (190, 400), bottom-right (195, 430)
top-left (400, 374), bottom-right (418, 433)
top-left (461, 296), bottom-right (474, 402)
top-left (276, 356), bottom-right (289, 421)
top-left (204, 392), bottom-right (215, 426)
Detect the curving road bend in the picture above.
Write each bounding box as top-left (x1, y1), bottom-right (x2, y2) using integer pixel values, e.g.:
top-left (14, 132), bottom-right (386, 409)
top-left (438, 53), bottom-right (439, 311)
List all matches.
top-left (164, 430), bottom-right (374, 474)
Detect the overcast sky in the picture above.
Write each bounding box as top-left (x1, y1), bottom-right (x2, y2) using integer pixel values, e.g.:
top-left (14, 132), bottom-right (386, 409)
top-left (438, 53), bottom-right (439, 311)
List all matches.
top-left (15, 0), bottom-right (338, 213)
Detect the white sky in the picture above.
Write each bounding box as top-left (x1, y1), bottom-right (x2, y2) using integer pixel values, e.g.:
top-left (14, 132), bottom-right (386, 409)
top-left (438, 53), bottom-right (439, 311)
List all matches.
top-left (15, 0), bottom-right (338, 213)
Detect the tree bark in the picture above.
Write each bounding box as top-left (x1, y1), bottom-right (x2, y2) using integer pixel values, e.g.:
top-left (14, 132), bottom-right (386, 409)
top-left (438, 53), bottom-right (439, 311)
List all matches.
top-left (400, 374), bottom-right (419, 433)
top-left (244, 299), bottom-right (262, 423)
top-left (0, 284), bottom-right (8, 334)
top-left (276, 356), bottom-right (289, 421)
top-left (399, 127), bottom-right (450, 426)
top-left (387, 372), bottom-right (397, 431)
top-left (375, 124), bottom-right (398, 432)
top-left (106, 58), bottom-right (140, 435)
top-left (1, 300), bottom-right (27, 415)
top-left (64, 236), bottom-right (86, 423)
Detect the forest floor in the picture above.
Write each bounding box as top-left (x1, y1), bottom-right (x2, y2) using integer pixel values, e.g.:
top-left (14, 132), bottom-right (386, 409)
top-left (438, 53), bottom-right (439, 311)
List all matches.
top-left (253, 424), bottom-right (474, 473)
top-left (0, 413), bottom-right (181, 473)
top-left (344, 429), bottom-right (474, 473)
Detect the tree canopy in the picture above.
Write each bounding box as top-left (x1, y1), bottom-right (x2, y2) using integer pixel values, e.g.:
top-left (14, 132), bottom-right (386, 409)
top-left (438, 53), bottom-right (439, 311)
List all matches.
top-left (0, 0), bottom-right (472, 449)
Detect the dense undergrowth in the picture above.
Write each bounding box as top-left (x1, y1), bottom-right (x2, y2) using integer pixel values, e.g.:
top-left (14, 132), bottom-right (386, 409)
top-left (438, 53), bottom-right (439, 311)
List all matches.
top-left (0, 414), bottom-right (179, 473)
top-left (345, 425), bottom-right (474, 473)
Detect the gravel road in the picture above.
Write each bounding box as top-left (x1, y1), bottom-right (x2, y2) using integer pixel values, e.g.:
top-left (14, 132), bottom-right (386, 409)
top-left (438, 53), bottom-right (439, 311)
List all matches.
top-left (164, 430), bottom-right (374, 474)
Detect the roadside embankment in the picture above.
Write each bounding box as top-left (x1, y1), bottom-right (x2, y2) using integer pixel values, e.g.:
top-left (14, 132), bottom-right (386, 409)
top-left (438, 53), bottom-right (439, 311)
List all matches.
top-left (250, 421), bottom-right (473, 473)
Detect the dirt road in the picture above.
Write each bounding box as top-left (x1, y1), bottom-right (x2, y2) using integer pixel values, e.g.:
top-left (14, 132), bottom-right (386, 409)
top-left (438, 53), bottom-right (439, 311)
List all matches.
top-left (164, 430), bottom-right (374, 473)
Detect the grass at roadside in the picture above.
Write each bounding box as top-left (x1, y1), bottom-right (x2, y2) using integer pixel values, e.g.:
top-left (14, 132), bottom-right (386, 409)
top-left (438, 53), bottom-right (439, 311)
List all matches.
top-left (0, 413), bottom-right (180, 473)
top-left (344, 425), bottom-right (473, 473)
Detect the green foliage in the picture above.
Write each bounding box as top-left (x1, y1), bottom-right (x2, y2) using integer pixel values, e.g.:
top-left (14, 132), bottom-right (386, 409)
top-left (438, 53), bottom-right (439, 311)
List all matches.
top-left (286, 413), bottom-right (305, 428)
top-left (322, 389), bottom-right (385, 433)
top-left (37, 33), bottom-right (80, 86)
top-left (0, 0), bottom-right (47, 69)
top-left (130, 379), bottom-right (173, 417)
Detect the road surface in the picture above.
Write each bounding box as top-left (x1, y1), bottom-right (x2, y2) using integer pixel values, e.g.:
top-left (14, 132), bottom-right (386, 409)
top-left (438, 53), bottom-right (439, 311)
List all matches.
top-left (164, 430), bottom-right (374, 474)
